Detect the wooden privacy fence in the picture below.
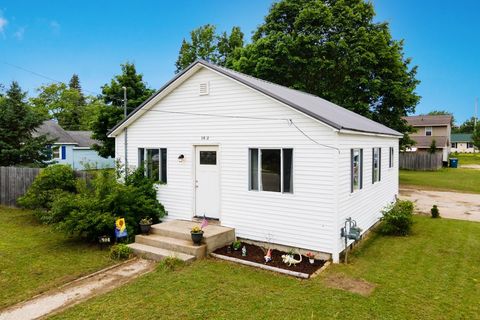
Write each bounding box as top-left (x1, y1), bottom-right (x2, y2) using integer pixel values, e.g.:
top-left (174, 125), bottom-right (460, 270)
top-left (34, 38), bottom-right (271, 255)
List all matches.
top-left (399, 152), bottom-right (443, 171)
top-left (0, 167), bottom-right (41, 206)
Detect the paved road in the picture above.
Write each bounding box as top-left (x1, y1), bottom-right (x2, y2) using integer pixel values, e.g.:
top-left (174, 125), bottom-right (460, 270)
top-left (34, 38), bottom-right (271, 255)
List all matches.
top-left (400, 187), bottom-right (480, 222)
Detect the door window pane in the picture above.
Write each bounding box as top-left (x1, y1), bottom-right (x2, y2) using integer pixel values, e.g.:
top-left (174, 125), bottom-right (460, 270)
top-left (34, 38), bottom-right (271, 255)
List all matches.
top-left (283, 149), bottom-right (293, 193)
top-left (249, 149), bottom-right (259, 190)
top-left (261, 149), bottom-right (281, 192)
top-left (200, 151), bottom-right (216, 165)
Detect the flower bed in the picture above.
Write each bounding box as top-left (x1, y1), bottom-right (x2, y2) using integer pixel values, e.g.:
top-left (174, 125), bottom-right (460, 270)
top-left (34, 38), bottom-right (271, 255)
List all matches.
top-left (213, 242), bottom-right (326, 276)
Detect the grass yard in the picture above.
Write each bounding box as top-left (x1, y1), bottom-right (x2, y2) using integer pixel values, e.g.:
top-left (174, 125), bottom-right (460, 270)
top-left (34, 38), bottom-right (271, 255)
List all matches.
top-left (451, 153), bottom-right (480, 165)
top-left (400, 168), bottom-right (480, 193)
top-left (52, 216), bottom-right (480, 320)
top-left (0, 207), bottom-right (113, 309)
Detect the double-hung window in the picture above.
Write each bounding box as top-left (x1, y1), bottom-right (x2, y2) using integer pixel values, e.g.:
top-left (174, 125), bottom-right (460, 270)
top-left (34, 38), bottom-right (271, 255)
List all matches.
top-left (372, 147), bottom-right (381, 183)
top-left (138, 148), bottom-right (167, 183)
top-left (249, 148), bottom-right (293, 193)
top-left (425, 127), bottom-right (432, 136)
top-left (351, 149), bottom-right (363, 192)
top-left (389, 147), bottom-right (394, 168)
top-left (52, 146), bottom-right (60, 159)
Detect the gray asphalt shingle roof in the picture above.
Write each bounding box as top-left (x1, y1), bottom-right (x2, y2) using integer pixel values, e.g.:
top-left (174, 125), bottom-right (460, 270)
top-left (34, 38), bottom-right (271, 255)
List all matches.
top-left (34, 120), bottom-right (99, 147)
top-left (109, 60), bottom-right (402, 137)
top-left (403, 115), bottom-right (452, 127)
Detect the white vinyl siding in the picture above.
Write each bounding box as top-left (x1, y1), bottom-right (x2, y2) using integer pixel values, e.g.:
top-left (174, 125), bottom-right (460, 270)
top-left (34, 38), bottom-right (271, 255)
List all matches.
top-left (425, 126), bottom-right (432, 136)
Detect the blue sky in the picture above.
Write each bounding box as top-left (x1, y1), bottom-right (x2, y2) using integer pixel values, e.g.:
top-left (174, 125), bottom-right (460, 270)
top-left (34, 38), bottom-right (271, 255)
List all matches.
top-left (0, 1), bottom-right (479, 124)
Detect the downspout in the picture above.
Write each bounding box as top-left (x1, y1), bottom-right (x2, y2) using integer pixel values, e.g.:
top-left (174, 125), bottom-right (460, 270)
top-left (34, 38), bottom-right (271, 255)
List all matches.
top-left (124, 127), bottom-right (128, 177)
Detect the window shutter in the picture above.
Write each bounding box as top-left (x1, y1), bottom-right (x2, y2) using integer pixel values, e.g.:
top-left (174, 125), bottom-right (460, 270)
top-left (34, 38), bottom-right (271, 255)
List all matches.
top-left (61, 146), bottom-right (66, 160)
top-left (360, 149), bottom-right (363, 189)
top-left (350, 149), bottom-right (354, 193)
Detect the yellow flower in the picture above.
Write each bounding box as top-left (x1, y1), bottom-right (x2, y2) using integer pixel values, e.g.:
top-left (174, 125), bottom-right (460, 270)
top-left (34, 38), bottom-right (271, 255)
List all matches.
top-left (116, 218), bottom-right (126, 232)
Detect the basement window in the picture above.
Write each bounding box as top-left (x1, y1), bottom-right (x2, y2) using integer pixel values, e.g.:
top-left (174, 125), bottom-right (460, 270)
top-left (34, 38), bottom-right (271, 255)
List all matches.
top-left (249, 148), bottom-right (293, 193)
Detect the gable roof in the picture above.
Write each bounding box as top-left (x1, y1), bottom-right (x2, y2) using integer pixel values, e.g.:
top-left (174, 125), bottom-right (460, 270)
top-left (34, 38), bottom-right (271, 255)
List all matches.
top-left (34, 120), bottom-right (100, 148)
top-left (411, 136), bottom-right (449, 148)
top-left (108, 60), bottom-right (402, 137)
top-left (451, 133), bottom-right (473, 143)
top-left (403, 115), bottom-right (452, 127)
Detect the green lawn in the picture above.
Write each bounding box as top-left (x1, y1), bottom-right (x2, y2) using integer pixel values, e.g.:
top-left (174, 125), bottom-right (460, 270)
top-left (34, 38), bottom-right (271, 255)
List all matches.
top-left (52, 216), bottom-right (480, 320)
top-left (451, 153), bottom-right (480, 165)
top-left (0, 207), bottom-right (113, 309)
top-left (400, 168), bottom-right (480, 193)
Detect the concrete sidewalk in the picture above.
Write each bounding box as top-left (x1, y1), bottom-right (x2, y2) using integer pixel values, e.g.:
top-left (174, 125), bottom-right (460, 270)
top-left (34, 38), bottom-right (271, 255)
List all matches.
top-left (0, 258), bottom-right (155, 320)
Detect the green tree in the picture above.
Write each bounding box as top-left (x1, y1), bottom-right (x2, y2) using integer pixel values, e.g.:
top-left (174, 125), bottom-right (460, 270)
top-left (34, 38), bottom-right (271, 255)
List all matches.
top-left (31, 75), bottom-right (87, 131)
top-left (226, 0), bottom-right (419, 148)
top-left (91, 63), bottom-right (154, 158)
top-left (428, 139), bottom-right (437, 154)
top-left (453, 116), bottom-right (476, 133)
top-left (0, 82), bottom-right (51, 166)
top-left (472, 124), bottom-right (480, 150)
top-left (175, 25), bottom-right (244, 72)
top-left (427, 110), bottom-right (454, 127)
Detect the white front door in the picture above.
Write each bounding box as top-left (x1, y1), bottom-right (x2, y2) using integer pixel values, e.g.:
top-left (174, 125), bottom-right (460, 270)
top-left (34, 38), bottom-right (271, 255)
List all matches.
top-left (195, 146), bottom-right (220, 219)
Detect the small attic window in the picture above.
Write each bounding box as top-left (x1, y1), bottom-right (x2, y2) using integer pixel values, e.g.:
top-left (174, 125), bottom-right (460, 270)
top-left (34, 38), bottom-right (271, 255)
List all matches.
top-left (199, 82), bottom-right (209, 95)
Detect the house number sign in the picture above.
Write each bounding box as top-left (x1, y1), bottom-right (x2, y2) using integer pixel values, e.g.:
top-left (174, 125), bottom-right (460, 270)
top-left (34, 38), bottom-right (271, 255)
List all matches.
top-left (201, 136), bottom-right (210, 140)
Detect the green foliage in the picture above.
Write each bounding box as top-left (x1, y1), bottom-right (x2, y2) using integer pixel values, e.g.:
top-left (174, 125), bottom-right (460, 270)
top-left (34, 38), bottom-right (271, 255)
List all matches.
top-left (157, 257), bottom-right (185, 272)
top-left (175, 24), bottom-right (244, 72)
top-left (110, 244), bottom-right (132, 260)
top-left (472, 124), bottom-right (480, 150)
top-left (380, 200), bottom-right (414, 236)
top-left (17, 165), bottom-right (77, 211)
top-left (232, 240), bottom-right (242, 250)
top-left (428, 139), bottom-right (437, 154)
top-left (431, 205), bottom-right (440, 218)
top-left (427, 110), bottom-right (454, 126)
top-left (0, 81), bottom-right (52, 166)
top-left (453, 116), bottom-right (476, 134)
top-left (91, 63), bottom-right (154, 157)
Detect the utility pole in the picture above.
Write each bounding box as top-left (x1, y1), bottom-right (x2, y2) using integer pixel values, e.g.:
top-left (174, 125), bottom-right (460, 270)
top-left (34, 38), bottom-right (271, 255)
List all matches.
top-left (122, 86), bottom-right (128, 176)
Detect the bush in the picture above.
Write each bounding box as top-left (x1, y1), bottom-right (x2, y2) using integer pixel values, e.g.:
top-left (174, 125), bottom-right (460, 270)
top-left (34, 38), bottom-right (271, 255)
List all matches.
top-left (380, 200), bottom-right (414, 236)
top-left (17, 165), bottom-right (77, 211)
top-left (431, 205), bottom-right (440, 218)
top-left (110, 244), bottom-right (132, 260)
top-left (21, 166), bottom-right (166, 242)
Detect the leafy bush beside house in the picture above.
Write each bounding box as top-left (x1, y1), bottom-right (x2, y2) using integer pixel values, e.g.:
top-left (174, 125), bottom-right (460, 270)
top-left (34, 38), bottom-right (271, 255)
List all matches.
top-left (380, 200), bottom-right (414, 236)
top-left (19, 165), bottom-right (165, 241)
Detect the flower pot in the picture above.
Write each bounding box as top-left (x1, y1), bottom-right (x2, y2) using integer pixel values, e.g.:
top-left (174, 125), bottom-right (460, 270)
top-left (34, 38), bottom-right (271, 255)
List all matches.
top-left (309, 258), bottom-right (315, 265)
top-left (191, 231), bottom-right (204, 245)
top-left (139, 223), bottom-right (152, 235)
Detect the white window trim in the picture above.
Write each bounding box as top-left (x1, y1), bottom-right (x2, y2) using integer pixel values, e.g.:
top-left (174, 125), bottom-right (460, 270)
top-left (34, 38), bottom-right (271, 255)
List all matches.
top-left (425, 126), bottom-right (433, 136)
top-left (351, 148), bottom-right (363, 193)
top-left (249, 148), bottom-right (293, 194)
top-left (138, 147), bottom-right (167, 183)
top-left (52, 145), bottom-right (61, 160)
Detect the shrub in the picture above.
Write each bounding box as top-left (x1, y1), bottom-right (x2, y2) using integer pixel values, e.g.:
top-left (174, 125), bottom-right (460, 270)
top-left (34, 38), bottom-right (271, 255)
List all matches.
top-left (431, 205), bottom-right (440, 218)
top-left (380, 200), bottom-right (414, 236)
top-left (110, 244), bottom-right (132, 260)
top-left (17, 165), bottom-right (77, 211)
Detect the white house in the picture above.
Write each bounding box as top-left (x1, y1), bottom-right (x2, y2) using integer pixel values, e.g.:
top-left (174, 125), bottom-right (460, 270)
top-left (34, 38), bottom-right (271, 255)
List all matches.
top-left (35, 120), bottom-right (115, 170)
top-left (451, 133), bottom-right (476, 153)
top-left (108, 60), bottom-right (401, 263)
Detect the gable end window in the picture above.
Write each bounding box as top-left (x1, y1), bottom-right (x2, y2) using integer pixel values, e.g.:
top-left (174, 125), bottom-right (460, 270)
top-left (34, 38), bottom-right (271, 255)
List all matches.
top-left (389, 147), bottom-right (394, 168)
top-left (249, 148), bottom-right (293, 193)
top-left (425, 127), bottom-right (432, 136)
top-left (372, 147), bottom-right (381, 183)
top-left (351, 148), bottom-right (363, 193)
top-left (138, 148), bottom-right (167, 183)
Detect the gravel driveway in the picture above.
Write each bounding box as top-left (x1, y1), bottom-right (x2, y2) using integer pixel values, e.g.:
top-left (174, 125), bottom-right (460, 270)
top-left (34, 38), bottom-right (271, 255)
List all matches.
top-left (400, 187), bottom-right (480, 222)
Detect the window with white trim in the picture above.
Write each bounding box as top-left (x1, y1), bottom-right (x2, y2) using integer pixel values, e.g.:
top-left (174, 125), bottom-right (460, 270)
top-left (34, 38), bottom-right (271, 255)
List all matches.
top-left (249, 148), bottom-right (293, 193)
top-left (372, 148), bottom-right (381, 183)
top-left (425, 127), bottom-right (432, 136)
top-left (52, 146), bottom-right (60, 159)
top-left (351, 149), bottom-right (363, 192)
top-left (138, 148), bottom-right (167, 183)
top-left (389, 147), bottom-right (394, 168)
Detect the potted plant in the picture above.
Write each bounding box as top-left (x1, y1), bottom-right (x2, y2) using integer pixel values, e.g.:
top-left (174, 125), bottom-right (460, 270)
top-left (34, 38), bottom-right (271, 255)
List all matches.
top-left (232, 240), bottom-right (242, 251)
top-left (306, 252), bottom-right (315, 264)
top-left (191, 225), bottom-right (204, 245)
top-left (139, 217), bottom-right (153, 234)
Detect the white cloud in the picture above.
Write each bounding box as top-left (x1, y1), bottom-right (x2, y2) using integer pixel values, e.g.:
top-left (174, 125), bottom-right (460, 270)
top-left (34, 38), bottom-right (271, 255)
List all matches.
top-left (0, 10), bottom-right (7, 35)
top-left (13, 26), bottom-right (25, 40)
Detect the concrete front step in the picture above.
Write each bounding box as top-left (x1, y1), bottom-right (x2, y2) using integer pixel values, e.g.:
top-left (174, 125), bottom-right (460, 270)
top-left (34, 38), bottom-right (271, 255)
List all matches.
top-left (135, 234), bottom-right (206, 259)
top-left (152, 220), bottom-right (235, 253)
top-left (127, 243), bottom-right (195, 262)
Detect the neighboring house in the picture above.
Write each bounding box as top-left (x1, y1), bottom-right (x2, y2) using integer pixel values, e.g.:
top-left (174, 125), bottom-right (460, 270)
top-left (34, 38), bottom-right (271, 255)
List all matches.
top-left (108, 60), bottom-right (401, 263)
top-left (34, 120), bottom-right (115, 170)
top-left (403, 115), bottom-right (452, 161)
top-left (451, 133), bottom-right (476, 153)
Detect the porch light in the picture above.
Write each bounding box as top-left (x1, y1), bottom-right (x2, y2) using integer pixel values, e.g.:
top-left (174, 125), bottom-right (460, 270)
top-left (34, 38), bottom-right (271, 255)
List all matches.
top-left (178, 154), bottom-right (185, 163)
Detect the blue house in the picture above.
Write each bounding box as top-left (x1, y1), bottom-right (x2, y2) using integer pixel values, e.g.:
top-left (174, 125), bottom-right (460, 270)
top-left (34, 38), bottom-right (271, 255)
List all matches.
top-left (34, 120), bottom-right (115, 170)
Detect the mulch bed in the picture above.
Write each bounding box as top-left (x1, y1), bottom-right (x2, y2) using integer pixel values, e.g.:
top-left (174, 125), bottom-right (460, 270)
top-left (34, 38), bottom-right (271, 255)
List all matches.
top-left (213, 242), bottom-right (326, 275)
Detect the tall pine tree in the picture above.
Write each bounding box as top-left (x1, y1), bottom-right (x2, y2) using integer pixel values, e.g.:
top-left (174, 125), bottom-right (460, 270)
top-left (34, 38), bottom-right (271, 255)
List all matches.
top-left (0, 82), bottom-right (51, 166)
top-left (91, 63), bottom-right (154, 157)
